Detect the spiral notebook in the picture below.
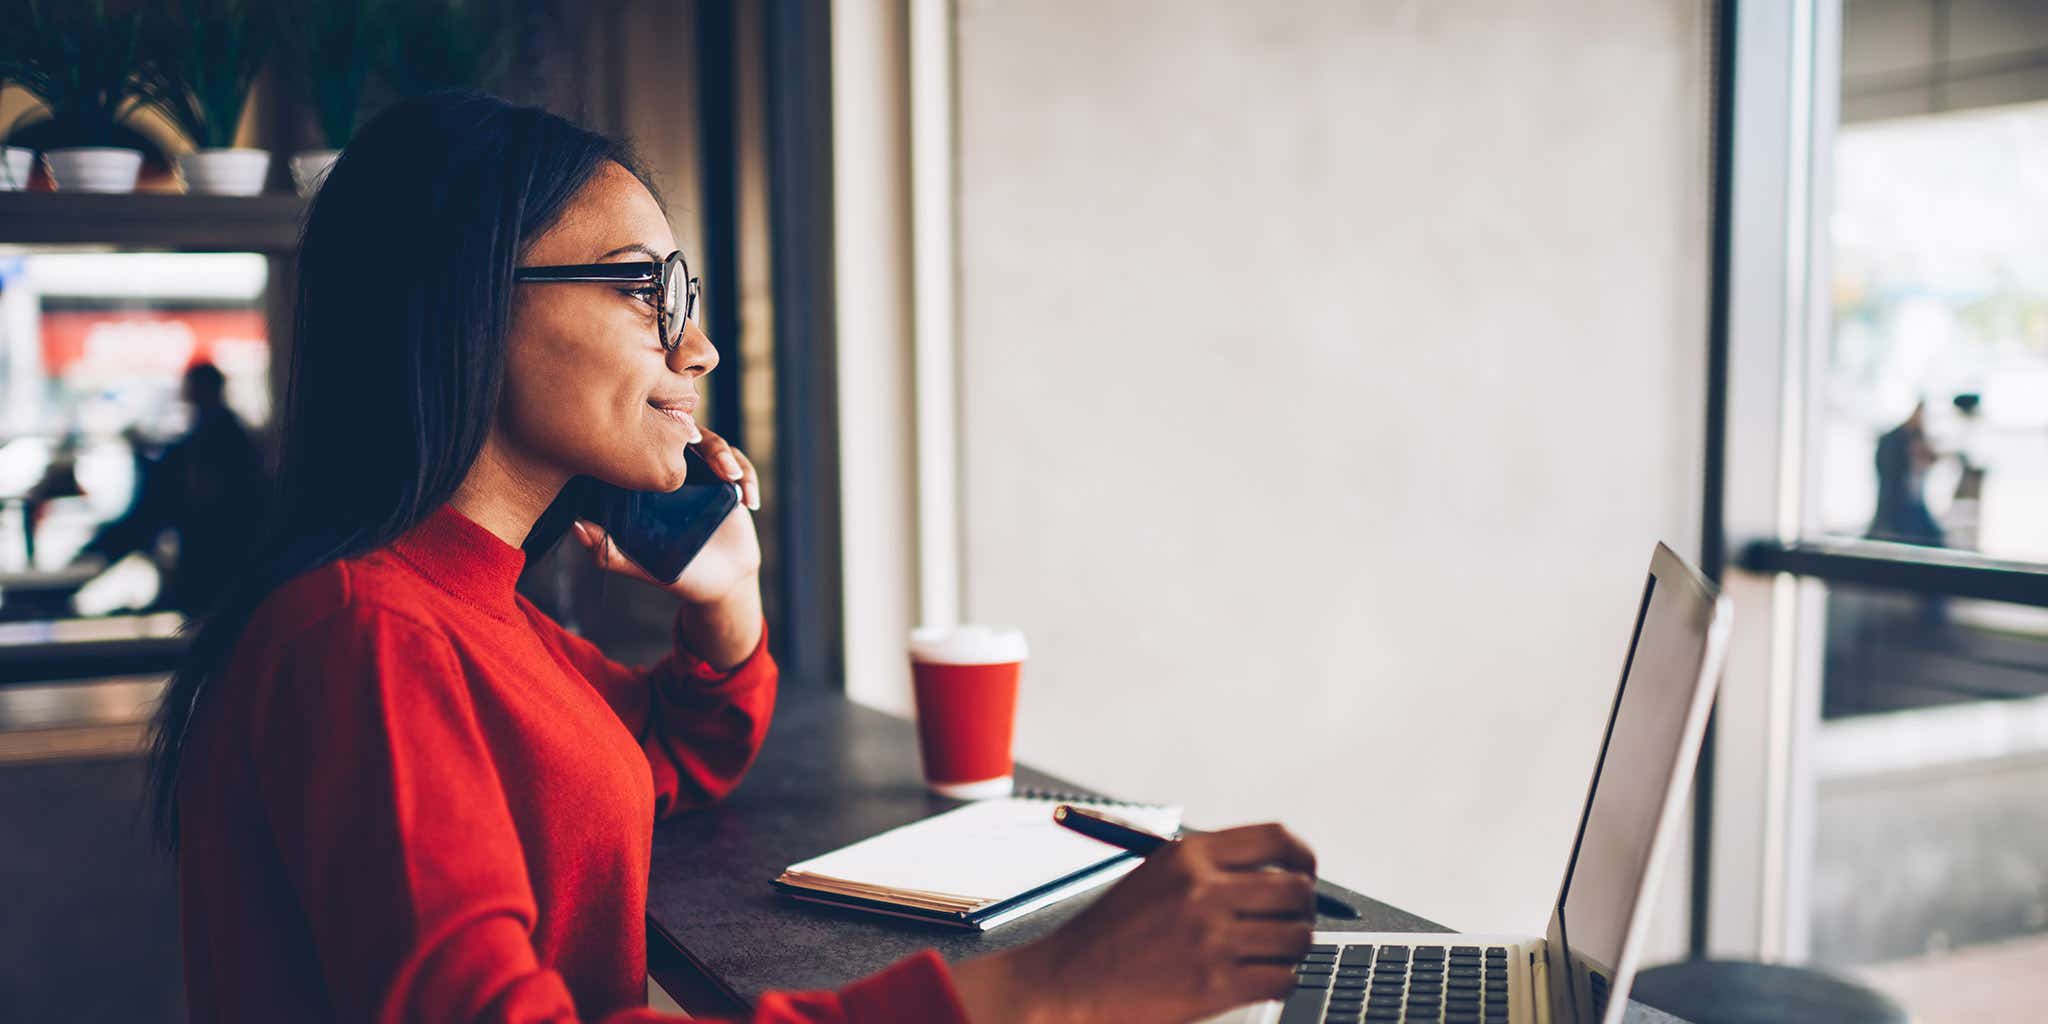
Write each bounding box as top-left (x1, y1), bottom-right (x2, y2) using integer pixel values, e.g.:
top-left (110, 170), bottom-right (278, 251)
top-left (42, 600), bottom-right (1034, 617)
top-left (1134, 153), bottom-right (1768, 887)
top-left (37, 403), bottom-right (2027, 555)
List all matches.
top-left (771, 789), bottom-right (1184, 931)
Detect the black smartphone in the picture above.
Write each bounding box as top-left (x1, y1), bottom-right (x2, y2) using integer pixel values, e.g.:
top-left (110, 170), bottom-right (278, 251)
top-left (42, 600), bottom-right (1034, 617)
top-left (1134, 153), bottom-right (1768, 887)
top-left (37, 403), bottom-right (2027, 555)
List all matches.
top-left (527, 448), bottom-right (740, 584)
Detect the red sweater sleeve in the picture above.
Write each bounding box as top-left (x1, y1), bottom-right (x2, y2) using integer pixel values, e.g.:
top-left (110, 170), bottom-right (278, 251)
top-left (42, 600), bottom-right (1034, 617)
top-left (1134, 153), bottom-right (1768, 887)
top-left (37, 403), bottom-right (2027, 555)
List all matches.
top-left (250, 603), bottom-right (971, 1024)
top-left (519, 599), bottom-right (778, 819)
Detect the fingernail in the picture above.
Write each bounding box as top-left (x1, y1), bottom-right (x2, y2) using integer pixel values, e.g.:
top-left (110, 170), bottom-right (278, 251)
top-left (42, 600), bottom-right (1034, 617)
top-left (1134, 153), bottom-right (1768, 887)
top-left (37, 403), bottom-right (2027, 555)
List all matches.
top-left (571, 522), bottom-right (590, 545)
top-left (691, 426), bottom-right (704, 443)
top-left (719, 452), bottom-right (743, 480)
top-left (748, 490), bottom-right (760, 511)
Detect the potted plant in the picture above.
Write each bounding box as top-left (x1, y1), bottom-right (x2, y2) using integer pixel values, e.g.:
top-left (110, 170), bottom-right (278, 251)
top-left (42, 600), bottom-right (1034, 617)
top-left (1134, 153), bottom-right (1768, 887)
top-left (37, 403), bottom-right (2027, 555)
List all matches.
top-left (384, 0), bottom-right (517, 100)
top-left (146, 0), bottom-right (277, 195)
top-left (0, 139), bottom-right (30, 191)
top-left (3, 0), bottom-right (158, 193)
top-left (0, 3), bottom-right (37, 189)
top-left (281, 0), bottom-right (388, 197)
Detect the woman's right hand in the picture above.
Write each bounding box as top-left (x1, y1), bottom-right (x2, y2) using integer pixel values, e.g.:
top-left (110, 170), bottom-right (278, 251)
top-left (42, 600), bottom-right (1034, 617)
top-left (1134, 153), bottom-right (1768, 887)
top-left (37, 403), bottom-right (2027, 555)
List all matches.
top-left (950, 823), bottom-right (1319, 1024)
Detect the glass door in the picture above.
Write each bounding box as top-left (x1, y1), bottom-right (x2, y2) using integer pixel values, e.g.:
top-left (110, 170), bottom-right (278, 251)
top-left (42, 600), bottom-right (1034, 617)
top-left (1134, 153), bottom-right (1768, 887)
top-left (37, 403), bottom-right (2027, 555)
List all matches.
top-left (1714, 3), bottom-right (2048, 1016)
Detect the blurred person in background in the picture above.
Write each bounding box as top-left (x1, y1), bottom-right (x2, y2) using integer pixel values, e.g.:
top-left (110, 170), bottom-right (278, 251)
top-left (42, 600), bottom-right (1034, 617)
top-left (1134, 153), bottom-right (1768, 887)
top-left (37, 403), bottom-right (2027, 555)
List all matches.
top-left (75, 361), bottom-right (270, 615)
top-left (19, 432), bottom-right (85, 568)
top-left (1868, 400), bottom-right (1945, 548)
top-left (1944, 392), bottom-right (1986, 551)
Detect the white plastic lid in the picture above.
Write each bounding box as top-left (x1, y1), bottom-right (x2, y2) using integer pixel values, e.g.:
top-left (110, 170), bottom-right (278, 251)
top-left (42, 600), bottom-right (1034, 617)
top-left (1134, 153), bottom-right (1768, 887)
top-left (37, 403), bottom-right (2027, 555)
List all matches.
top-left (908, 624), bottom-right (1029, 665)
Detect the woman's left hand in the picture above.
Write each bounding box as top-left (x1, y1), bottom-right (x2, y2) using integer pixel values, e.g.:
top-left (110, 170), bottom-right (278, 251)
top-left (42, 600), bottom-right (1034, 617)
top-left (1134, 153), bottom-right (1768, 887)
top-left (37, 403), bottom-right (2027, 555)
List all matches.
top-left (569, 424), bottom-right (764, 607)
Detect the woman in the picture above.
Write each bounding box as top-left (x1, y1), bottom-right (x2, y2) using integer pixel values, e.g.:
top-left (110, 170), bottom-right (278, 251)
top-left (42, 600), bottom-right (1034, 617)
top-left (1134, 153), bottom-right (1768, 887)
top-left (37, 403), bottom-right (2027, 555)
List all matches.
top-left (151, 91), bottom-right (1318, 1024)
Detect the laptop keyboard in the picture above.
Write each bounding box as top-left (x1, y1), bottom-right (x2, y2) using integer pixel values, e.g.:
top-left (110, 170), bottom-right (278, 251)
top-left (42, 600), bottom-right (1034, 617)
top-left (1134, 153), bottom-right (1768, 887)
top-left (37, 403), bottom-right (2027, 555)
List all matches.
top-left (1279, 943), bottom-right (1512, 1024)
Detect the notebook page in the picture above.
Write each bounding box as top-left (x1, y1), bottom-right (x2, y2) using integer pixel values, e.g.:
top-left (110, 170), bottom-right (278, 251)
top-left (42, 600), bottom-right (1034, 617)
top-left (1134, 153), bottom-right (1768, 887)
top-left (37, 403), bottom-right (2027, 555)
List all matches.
top-left (785, 798), bottom-right (1184, 904)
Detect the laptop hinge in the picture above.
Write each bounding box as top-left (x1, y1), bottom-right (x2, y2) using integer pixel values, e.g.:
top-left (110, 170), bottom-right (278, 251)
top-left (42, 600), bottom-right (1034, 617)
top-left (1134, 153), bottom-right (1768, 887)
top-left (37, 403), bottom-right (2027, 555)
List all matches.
top-left (1528, 946), bottom-right (1553, 1024)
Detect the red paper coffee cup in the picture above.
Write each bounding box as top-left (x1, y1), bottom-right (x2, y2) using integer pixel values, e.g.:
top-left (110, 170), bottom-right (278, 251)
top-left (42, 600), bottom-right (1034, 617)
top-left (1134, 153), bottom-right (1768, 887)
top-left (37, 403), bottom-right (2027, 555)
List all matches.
top-left (908, 625), bottom-right (1027, 799)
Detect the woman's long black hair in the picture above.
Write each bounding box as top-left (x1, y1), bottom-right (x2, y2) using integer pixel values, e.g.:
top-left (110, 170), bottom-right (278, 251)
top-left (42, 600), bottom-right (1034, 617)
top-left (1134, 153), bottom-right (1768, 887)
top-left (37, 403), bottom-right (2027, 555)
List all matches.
top-left (144, 90), bottom-right (661, 852)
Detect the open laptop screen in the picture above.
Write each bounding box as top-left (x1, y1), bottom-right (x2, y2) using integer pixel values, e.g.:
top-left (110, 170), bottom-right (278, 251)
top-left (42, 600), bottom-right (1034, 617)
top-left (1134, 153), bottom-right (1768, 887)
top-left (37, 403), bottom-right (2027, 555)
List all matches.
top-left (1551, 548), bottom-right (1721, 1021)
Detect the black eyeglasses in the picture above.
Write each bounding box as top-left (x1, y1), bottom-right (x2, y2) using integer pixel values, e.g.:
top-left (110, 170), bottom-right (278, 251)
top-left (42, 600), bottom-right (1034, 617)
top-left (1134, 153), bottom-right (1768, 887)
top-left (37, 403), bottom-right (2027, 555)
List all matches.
top-left (513, 249), bottom-right (701, 353)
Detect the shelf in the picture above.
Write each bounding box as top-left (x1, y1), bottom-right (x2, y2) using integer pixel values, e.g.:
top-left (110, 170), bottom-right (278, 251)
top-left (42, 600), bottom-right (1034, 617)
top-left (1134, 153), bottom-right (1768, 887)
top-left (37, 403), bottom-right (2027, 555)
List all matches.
top-left (0, 191), bottom-right (309, 252)
top-left (0, 613), bottom-right (189, 686)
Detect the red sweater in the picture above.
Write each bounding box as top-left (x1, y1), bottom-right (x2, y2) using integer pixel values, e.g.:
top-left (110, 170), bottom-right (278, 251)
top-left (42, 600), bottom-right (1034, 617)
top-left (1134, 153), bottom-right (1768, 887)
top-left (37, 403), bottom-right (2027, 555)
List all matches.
top-left (178, 503), bottom-right (972, 1023)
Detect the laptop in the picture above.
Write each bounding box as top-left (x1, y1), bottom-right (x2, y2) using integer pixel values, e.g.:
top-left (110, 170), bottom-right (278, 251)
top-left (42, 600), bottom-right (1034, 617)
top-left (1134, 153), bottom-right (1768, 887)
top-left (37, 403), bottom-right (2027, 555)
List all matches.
top-left (1209, 542), bottom-right (1733, 1024)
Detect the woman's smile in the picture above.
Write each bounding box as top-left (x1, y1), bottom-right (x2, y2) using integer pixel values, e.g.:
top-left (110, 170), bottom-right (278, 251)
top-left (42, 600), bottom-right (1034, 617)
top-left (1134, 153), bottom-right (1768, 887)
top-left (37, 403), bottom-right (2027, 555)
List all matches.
top-left (648, 401), bottom-right (701, 437)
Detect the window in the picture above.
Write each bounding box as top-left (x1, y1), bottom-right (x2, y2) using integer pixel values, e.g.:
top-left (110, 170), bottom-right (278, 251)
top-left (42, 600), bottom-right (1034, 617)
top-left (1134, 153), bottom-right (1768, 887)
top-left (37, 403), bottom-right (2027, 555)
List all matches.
top-left (1714, 2), bottom-right (2048, 1013)
top-left (0, 249), bottom-right (271, 617)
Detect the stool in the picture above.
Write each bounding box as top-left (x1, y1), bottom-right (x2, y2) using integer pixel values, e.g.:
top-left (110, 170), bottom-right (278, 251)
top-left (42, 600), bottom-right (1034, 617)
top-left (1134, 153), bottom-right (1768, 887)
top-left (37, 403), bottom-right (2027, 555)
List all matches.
top-left (1630, 960), bottom-right (1909, 1024)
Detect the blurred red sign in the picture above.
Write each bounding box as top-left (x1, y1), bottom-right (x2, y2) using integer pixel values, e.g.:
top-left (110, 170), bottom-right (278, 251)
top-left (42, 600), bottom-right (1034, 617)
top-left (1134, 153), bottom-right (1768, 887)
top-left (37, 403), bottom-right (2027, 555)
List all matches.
top-left (39, 309), bottom-right (267, 381)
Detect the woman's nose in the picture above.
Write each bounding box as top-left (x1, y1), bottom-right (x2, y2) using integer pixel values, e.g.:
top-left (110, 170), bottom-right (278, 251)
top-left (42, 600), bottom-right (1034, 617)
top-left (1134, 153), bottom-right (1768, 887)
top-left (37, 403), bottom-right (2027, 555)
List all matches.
top-left (668, 319), bottom-right (720, 376)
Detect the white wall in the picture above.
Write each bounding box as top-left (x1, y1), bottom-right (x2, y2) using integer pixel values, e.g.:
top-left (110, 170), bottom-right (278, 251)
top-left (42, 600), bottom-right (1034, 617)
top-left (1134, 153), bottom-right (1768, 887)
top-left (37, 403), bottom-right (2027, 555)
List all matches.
top-left (938, 0), bottom-right (1713, 940)
top-left (831, 0), bottom-right (922, 729)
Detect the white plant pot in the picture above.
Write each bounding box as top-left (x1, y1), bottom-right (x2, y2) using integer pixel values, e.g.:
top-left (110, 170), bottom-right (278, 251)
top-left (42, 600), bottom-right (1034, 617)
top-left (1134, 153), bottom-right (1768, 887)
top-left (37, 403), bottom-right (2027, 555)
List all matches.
top-left (0, 147), bottom-right (33, 191)
top-left (290, 149), bottom-right (340, 197)
top-left (43, 147), bottom-right (144, 193)
top-left (178, 147), bottom-right (271, 196)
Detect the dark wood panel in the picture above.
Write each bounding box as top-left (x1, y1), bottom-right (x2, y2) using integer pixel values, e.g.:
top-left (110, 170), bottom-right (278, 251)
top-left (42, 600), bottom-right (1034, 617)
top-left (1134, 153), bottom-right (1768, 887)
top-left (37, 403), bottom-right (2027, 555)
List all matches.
top-left (0, 755), bottom-right (186, 1021)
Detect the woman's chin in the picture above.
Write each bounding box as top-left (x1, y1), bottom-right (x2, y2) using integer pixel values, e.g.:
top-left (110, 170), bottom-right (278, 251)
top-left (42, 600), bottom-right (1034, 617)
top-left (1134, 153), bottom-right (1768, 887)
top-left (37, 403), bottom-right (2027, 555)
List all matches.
top-left (627, 471), bottom-right (688, 494)
top-left (593, 460), bottom-right (688, 494)
top-left (649, 461), bottom-right (693, 492)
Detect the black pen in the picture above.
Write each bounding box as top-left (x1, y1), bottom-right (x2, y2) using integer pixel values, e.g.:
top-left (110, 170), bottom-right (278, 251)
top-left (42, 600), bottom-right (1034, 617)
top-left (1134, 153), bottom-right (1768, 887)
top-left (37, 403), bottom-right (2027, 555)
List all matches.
top-left (1052, 804), bottom-right (1360, 920)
